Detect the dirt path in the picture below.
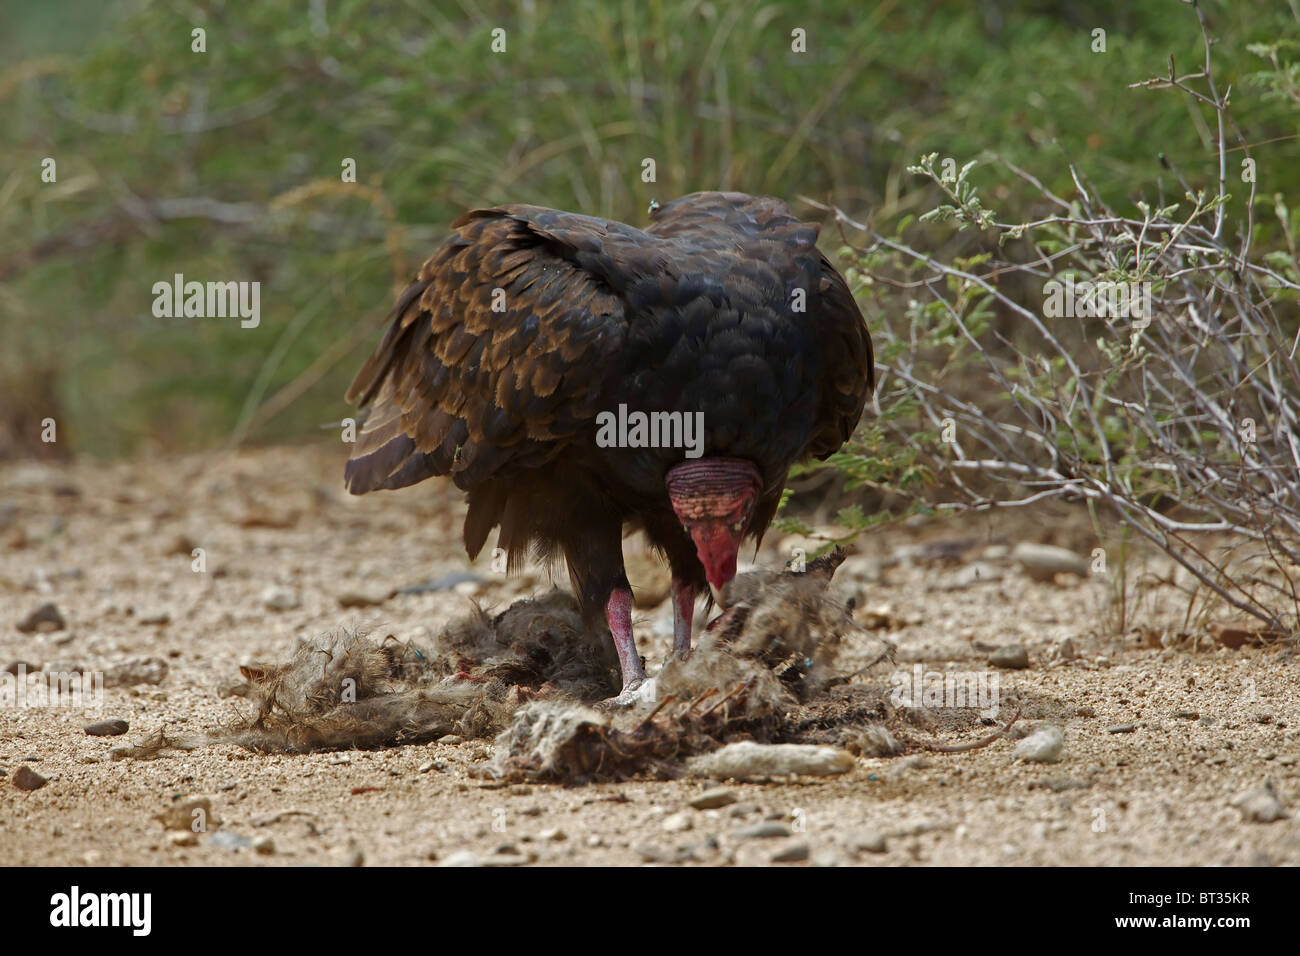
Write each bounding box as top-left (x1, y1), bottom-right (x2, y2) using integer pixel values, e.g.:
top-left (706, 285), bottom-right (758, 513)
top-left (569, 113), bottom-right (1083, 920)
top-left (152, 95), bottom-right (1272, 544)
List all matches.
top-left (1, 446), bottom-right (1296, 866)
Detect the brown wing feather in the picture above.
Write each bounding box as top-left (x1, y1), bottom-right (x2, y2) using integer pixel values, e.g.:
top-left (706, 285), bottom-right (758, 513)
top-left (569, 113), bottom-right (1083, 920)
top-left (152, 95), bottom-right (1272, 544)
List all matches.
top-left (344, 205), bottom-right (631, 498)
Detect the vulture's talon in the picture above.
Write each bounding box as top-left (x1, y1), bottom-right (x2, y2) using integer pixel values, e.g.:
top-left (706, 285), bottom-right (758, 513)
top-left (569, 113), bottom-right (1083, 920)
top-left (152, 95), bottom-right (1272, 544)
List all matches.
top-left (598, 677), bottom-right (658, 711)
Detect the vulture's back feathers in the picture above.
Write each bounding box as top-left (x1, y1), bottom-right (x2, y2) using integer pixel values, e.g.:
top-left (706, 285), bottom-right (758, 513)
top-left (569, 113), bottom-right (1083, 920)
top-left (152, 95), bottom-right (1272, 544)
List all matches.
top-left (345, 192), bottom-right (874, 510)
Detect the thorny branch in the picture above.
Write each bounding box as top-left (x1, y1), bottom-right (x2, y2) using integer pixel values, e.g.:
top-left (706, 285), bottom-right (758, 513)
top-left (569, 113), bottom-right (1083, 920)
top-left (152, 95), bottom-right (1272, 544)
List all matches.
top-left (808, 1), bottom-right (1300, 634)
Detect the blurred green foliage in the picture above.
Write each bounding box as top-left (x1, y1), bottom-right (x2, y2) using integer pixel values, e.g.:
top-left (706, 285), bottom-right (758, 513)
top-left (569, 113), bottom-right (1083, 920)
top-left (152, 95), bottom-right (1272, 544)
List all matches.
top-left (2, 0), bottom-right (1297, 455)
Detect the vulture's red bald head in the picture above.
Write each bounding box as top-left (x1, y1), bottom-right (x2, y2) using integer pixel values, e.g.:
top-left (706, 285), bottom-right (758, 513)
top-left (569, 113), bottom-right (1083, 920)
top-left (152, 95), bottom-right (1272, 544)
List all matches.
top-left (666, 458), bottom-right (763, 590)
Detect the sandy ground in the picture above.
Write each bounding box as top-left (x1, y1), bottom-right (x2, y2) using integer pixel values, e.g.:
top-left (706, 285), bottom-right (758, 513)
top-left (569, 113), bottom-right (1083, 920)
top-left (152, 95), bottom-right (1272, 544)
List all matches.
top-left (1, 445), bottom-right (1296, 867)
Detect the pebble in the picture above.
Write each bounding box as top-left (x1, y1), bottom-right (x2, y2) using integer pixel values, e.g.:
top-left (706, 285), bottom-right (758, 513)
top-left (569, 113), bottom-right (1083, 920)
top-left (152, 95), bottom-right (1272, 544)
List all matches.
top-left (733, 822), bottom-right (791, 839)
top-left (689, 742), bottom-right (855, 780)
top-left (688, 787), bottom-right (737, 810)
top-left (1051, 636), bottom-right (1079, 661)
top-left (206, 831), bottom-right (251, 851)
top-left (336, 590), bottom-right (389, 608)
top-left (937, 561), bottom-right (1003, 590)
top-left (103, 657), bottom-right (168, 687)
top-left (635, 844), bottom-right (685, 864)
top-left (439, 850), bottom-right (481, 867)
top-left (662, 812), bottom-right (693, 833)
top-left (1011, 543), bottom-right (1089, 580)
top-left (260, 586), bottom-right (301, 611)
top-left (332, 845), bottom-right (365, 867)
top-left (252, 836), bottom-right (275, 855)
top-left (482, 852), bottom-right (532, 867)
top-left (846, 830), bottom-right (887, 854)
top-left (990, 644), bottom-right (1030, 670)
top-left (1231, 782), bottom-right (1288, 823)
top-left (84, 719), bottom-right (129, 737)
top-left (770, 843), bottom-right (810, 863)
top-left (155, 796), bottom-right (218, 831)
top-left (1013, 726), bottom-right (1065, 763)
top-left (1107, 723), bottom-right (1138, 734)
top-left (17, 603), bottom-right (66, 634)
top-left (12, 765), bottom-right (48, 791)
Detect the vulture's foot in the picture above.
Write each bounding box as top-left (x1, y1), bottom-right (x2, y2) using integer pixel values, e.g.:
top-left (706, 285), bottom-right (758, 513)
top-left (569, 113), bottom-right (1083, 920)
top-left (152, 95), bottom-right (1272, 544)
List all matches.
top-left (597, 677), bottom-right (658, 711)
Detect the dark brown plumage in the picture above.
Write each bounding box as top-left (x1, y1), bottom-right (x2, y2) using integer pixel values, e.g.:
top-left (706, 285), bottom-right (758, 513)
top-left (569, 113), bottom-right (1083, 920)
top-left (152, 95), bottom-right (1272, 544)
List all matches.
top-left (345, 191), bottom-right (874, 702)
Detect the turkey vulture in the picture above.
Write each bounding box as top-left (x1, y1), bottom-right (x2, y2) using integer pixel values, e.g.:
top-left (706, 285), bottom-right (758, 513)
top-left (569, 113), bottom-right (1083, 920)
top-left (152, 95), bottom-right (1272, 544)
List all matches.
top-left (344, 192), bottom-right (874, 703)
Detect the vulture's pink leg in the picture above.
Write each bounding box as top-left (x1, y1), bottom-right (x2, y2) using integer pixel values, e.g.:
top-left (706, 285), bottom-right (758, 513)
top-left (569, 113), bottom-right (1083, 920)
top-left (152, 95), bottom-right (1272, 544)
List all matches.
top-left (671, 578), bottom-right (697, 658)
top-left (605, 586), bottom-right (646, 691)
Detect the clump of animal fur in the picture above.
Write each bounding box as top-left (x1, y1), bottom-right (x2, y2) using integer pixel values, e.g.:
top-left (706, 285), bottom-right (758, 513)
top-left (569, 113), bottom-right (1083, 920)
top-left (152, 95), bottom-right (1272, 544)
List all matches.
top-left (484, 550), bottom-right (891, 782)
top-left (480, 679), bottom-right (773, 784)
top-left (115, 557), bottom-right (892, 774)
top-left (698, 549), bottom-right (857, 698)
top-left (104, 590), bottom-right (617, 758)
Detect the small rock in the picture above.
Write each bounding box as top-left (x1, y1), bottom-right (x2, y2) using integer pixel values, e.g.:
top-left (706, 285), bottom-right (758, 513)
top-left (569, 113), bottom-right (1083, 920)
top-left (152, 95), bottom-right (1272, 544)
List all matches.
top-left (662, 812), bottom-right (693, 833)
top-left (1014, 726), bottom-right (1065, 763)
top-left (937, 561), bottom-right (1003, 590)
top-left (1210, 621), bottom-right (1282, 649)
top-left (206, 831), bottom-right (250, 851)
top-left (538, 827), bottom-right (567, 842)
top-left (168, 831), bottom-right (198, 847)
top-left (1011, 543), bottom-right (1089, 580)
top-left (252, 836), bottom-right (275, 855)
top-left (688, 787), bottom-right (737, 810)
top-left (770, 842), bottom-right (810, 863)
top-left (990, 644), bottom-right (1030, 670)
top-left (103, 657), bottom-right (168, 687)
top-left (136, 609), bottom-right (171, 626)
top-left (17, 603), bottom-right (66, 634)
top-left (84, 719), bottom-right (129, 737)
top-left (1231, 781), bottom-right (1288, 823)
top-left (167, 534), bottom-right (199, 556)
top-left (635, 844), bottom-right (683, 864)
top-left (847, 830), bottom-right (887, 854)
top-left (1051, 636), bottom-right (1079, 661)
top-left (332, 845), bottom-right (365, 867)
top-left (733, 822), bottom-right (791, 839)
top-left (12, 765), bottom-right (48, 791)
top-left (261, 586), bottom-right (301, 611)
top-left (1028, 777), bottom-right (1091, 792)
top-left (398, 571), bottom-right (482, 595)
top-left (336, 589), bottom-right (389, 608)
top-left (1107, 723), bottom-right (1138, 734)
top-left (688, 742), bottom-right (854, 780)
top-left (155, 796), bottom-right (219, 832)
top-left (437, 735), bottom-right (464, 745)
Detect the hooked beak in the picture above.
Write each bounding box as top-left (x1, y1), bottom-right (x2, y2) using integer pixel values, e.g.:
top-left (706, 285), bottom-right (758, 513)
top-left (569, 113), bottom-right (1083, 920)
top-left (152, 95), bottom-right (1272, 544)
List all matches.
top-left (688, 520), bottom-right (743, 591)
